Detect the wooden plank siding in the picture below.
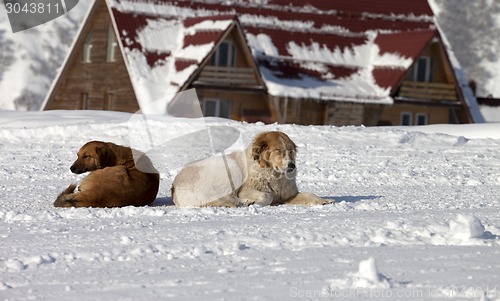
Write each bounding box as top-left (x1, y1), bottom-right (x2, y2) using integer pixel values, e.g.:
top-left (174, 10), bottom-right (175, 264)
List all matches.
top-left (44, 1), bottom-right (139, 112)
top-left (324, 102), bottom-right (385, 126)
top-left (379, 103), bottom-right (451, 125)
top-left (399, 81), bottom-right (458, 103)
top-left (196, 66), bottom-right (259, 87)
top-left (195, 88), bottom-right (270, 122)
top-left (279, 98), bottom-right (325, 125)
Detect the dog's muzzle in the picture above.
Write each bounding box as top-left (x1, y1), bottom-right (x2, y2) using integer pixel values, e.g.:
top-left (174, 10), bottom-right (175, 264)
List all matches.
top-left (70, 164), bottom-right (87, 174)
top-left (286, 162), bottom-right (296, 173)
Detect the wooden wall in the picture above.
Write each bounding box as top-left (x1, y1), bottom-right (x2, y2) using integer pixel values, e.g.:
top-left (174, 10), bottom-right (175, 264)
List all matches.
top-left (44, 1), bottom-right (139, 112)
top-left (379, 103), bottom-right (451, 125)
top-left (323, 102), bottom-right (385, 126)
top-left (196, 88), bottom-right (271, 122)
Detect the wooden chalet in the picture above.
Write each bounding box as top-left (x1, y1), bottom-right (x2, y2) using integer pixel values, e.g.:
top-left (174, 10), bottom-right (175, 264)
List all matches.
top-left (41, 0), bottom-right (484, 126)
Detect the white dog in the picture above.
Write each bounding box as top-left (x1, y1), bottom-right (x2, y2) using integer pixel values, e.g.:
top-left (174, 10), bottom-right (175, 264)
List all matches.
top-left (171, 131), bottom-right (333, 207)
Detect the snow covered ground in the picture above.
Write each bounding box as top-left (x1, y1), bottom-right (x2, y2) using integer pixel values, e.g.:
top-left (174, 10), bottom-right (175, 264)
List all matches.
top-left (1, 110), bottom-right (500, 300)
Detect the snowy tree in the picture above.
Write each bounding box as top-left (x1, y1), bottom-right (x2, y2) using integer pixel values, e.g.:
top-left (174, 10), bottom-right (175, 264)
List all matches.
top-left (0, 29), bottom-right (14, 82)
top-left (435, 0), bottom-right (500, 97)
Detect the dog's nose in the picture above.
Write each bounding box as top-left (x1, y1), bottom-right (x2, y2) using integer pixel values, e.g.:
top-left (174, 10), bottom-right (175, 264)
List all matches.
top-left (70, 165), bottom-right (76, 173)
top-left (287, 162), bottom-right (296, 172)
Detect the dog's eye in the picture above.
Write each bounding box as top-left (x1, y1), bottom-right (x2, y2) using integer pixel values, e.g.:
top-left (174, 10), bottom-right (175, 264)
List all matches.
top-left (83, 155), bottom-right (91, 159)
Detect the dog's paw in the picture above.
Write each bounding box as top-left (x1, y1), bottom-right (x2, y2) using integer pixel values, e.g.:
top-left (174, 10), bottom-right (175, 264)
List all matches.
top-left (239, 190), bottom-right (273, 206)
top-left (300, 198), bottom-right (334, 206)
top-left (285, 193), bottom-right (335, 206)
top-left (319, 198), bottom-right (335, 205)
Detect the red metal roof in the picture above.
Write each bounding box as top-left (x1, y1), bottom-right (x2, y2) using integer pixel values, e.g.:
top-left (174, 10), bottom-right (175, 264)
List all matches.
top-left (373, 68), bottom-right (406, 90)
top-left (375, 30), bottom-right (436, 57)
top-left (266, 0), bottom-right (434, 16)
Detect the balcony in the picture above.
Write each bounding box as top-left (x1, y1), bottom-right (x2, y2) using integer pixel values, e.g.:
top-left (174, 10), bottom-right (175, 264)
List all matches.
top-left (195, 66), bottom-right (259, 87)
top-left (397, 81), bottom-right (459, 104)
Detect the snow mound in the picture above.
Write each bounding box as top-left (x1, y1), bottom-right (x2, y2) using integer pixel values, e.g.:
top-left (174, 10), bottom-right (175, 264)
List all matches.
top-left (329, 257), bottom-right (392, 290)
top-left (353, 257), bottom-right (391, 289)
top-left (449, 214), bottom-right (485, 240)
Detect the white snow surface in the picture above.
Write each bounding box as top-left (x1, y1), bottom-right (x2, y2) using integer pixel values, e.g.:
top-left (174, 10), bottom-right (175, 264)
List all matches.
top-left (1, 110), bottom-right (500, 300)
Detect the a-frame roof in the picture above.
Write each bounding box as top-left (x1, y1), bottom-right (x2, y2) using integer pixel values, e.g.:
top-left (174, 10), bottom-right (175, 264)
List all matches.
top-left (109, 5), bottom-right (240, 113)
top-left (107, 0), bottom-right (439, 108)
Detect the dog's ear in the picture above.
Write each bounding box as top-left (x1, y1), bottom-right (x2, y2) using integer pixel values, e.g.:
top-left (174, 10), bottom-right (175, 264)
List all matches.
top-left (252, 137), bottom-right (271, 168)
top-left (251, 140), bottom-right (267, 161)
top-left (279, 132), bottom-right (297, 152)
top-left (96, 144), bottom-right (117, 168)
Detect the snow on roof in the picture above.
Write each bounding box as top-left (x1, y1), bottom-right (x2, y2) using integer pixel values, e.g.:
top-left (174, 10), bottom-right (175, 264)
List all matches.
top-left (108, 0), bottom-right (435, 108)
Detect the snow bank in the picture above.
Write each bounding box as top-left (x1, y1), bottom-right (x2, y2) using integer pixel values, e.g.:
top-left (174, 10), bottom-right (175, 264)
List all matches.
top-left (1, 110), bottom-right (499, 300)
top-left (392, 122), bottom-right (500, 139)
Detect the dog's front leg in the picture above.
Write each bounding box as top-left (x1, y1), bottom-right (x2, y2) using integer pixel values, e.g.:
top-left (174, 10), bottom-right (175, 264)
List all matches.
top-left (202, 195), bottom-right (242, 208)
top-left (238, 188), bottom-right (273, 206)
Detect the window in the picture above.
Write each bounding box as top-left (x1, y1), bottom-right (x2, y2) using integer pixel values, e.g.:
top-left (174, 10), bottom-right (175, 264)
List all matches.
top-left (80, 93), bottom-right (89, 109)
top-left (400, 112), bottom-right (412, 125)
top-left (104, 93), bottom-right (113, 110)
top-left (210, 41), bottom-right (236, 67)
top-left (83, 31), bottom-right (93, 63)
top-left (413, 56), bottom-right (433, 82)
top-left (416, 113), bottom-right (428, 125)
top-left (203, 99), bottom-right (231, 118)
top-left (106, 25), bottom-right (117, 62)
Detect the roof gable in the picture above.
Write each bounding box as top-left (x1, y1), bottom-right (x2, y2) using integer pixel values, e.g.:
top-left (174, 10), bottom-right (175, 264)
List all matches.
top-left (110, 4), bottom-right (236, 112)
top-left (373, 30), bottom-right (437, 90)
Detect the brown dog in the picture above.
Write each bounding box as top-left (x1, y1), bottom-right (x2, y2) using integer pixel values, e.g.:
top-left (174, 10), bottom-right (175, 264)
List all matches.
top-left (172, 131), bottom-right (333, 207)
top-left (54, 141), bottom-right (160, 208)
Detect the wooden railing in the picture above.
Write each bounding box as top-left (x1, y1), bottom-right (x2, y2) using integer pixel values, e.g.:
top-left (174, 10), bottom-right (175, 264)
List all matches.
top-left (398, 81), bottom-right (458, 102)
top-left (196, 66), bottom-right (258, 86)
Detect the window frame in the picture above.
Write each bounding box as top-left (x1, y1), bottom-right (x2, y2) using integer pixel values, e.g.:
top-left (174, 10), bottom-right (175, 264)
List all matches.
top-left (210, 40), bottom-right (236, 67)
top-left (104, 93), bottom-right (113, 110)
top-left (416, 113), bottom-right (428, 126)
top-left (413, 56), bottom-right (433, 82)
top-left (400, 112), bottom-right (412, 126)
top-left (83, 31), bottom-right (93, 63)
top-left (203, 99), bottom-right (231, 118)
top-left (80, 93), bottom-right (89, 109)
top-left (106, 25), bottom-right (117, 62)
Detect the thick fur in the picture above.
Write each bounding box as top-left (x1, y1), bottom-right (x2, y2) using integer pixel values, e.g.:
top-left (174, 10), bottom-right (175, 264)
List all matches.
top-left (54, 141), bottom-right (160, 208)
top-left (172, 131), bottom-right (333, 207)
